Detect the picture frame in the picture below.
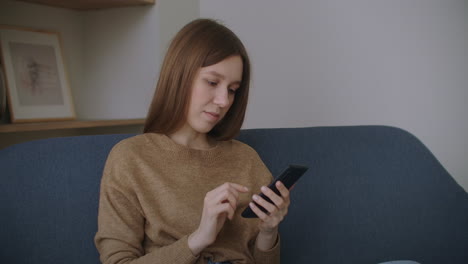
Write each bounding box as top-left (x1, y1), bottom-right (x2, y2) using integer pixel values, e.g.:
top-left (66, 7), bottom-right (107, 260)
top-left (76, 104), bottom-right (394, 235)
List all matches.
top-left (0, 25), bottom-right (75, 123)
top-left (0, 63), bottom-right (7, 122)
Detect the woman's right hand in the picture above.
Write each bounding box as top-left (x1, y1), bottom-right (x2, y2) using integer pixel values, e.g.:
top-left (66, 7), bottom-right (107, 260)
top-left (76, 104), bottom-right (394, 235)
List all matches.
top-left (188, 182), bottom-right (249, 255)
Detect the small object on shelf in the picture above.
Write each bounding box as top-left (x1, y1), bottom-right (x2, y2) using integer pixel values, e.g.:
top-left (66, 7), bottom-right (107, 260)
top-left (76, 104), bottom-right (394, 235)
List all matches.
top-left (0, 25), bottom-right (76, 123)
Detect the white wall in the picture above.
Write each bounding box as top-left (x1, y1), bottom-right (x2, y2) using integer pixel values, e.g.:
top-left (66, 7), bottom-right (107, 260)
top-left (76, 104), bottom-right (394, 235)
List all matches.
top-left (79, 0), bottom-right (200, 120)
top-left (200, 0), bottom-right (468, 191)
top-left (81, 6), bottom-right (160, 120)
top-left (157, 0), bottom-right (200, 56)
top-left (78, 0), bottom-right (201, 119)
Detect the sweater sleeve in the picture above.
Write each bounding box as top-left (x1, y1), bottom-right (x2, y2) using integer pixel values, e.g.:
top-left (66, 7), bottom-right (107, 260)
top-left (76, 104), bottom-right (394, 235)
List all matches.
top-left (94, 182), bottom-right (199, 264)
top-left (253, 234), bottom-right (281, 264)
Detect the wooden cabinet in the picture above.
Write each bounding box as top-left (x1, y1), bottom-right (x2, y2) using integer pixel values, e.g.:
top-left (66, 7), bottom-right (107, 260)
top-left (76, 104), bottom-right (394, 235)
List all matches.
top-left (0, 119), bottom-right (145, 133)
top-left (0, 119), bottom-right (145, 149)
top-left (0, 0), bottom-right (156, 148)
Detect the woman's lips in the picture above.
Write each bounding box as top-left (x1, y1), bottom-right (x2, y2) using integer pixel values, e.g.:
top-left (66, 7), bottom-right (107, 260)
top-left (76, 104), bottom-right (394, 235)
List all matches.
top-left (204, 111), bottom-right (220, 122)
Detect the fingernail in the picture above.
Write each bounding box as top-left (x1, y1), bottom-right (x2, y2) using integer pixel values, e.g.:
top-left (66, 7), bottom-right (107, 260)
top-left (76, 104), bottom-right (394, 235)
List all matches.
top-left (244, 186), bottom-right (249, 191)
top-left (261, 186), bottom-right (267, 191)
top-left (253, 195), bottom-right (258, 200)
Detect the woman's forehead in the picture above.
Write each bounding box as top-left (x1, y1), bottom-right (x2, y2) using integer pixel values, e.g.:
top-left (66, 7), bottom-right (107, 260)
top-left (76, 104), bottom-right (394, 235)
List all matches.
top-left (199, 56), bottom-right (243, 82)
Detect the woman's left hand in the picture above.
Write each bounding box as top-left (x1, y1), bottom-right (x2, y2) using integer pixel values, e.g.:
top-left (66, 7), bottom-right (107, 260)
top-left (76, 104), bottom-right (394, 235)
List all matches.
top-left (249, 181), bottom-right (291, 233)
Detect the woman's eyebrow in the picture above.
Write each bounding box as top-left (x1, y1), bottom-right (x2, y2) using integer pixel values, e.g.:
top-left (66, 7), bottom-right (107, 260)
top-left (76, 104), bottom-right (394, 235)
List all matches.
top-left (203, 70), bottom-right (241, 84)
top-left (204, 70), bottom-right (225, 79)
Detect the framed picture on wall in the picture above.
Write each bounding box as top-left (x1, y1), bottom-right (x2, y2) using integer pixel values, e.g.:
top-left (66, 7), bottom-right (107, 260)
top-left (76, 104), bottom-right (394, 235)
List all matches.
top-left (0, 25), bottom-right (75, 123)
top-left (0, 63), bottom-right (7, 122)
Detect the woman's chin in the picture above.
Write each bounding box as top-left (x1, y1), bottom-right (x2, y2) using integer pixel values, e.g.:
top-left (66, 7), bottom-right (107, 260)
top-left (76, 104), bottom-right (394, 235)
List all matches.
top-left (193, 124), bottom-right (216, 134)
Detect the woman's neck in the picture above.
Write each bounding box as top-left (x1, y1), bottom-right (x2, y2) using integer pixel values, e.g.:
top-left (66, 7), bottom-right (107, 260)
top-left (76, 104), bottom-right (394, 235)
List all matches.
top-left (167, 129), bottom-right (217, 150)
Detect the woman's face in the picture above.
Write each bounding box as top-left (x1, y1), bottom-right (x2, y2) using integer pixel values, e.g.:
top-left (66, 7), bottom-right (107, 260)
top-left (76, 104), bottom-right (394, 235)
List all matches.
top-left (185, 55), bottom-right (243, 135)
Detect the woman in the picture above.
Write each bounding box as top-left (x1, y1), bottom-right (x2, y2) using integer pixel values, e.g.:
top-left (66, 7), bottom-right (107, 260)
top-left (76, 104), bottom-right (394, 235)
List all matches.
top-left (95, 18), bottom-right (291, 264)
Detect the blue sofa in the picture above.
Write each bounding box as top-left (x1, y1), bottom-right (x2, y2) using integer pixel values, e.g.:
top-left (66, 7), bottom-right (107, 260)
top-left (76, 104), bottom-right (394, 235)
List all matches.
top-left (1, 126), bottom-right (467, 263)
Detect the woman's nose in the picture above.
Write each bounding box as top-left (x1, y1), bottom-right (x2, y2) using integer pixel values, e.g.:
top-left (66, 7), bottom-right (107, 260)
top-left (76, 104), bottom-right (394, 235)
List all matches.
top-left (213, 87), bottom-right (229, 108)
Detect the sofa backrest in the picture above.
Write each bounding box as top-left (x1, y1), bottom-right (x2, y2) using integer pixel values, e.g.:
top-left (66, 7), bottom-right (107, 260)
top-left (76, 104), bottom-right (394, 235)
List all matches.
top-left (0, 134), bottom-right (127, 263)
top-left (237, 126), bottom-right (468, 264)
top-left (0, 126), bottom-right (467, 264)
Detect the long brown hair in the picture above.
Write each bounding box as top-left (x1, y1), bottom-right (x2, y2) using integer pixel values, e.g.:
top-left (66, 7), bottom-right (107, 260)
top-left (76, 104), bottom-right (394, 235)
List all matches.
top-left (143, 18), bottom-right (251, 140)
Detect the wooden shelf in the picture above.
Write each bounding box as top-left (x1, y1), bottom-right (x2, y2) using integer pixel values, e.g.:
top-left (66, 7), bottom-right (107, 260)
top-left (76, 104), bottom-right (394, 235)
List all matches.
top-left (0, 118), bottom-right (145, 133)
top-left (16, 0), bottom-right (155, 10)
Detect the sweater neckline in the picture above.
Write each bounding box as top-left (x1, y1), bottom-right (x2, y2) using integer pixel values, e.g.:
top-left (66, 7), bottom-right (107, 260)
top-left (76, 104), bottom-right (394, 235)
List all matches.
top-left (145, 133), bottom-right (228, 160)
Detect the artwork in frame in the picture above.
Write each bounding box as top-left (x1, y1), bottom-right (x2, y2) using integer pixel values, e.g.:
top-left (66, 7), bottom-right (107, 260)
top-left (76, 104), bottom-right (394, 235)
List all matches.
top-left (0, 25), bottom-right (75, 123)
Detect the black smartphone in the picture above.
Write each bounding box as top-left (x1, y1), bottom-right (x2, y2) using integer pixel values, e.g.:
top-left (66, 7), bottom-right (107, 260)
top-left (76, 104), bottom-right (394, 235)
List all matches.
top-left (241, 164), bottom-right (308, 218)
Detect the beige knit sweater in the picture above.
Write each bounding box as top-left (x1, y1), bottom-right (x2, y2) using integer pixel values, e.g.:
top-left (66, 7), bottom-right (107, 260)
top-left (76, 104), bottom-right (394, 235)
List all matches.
top-left (94, 133), bottom-right (280, 264)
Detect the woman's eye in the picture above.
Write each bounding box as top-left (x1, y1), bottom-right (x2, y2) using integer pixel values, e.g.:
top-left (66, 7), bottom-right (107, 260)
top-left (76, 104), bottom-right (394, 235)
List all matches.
top-left (228, 88), bottom-right (237, 94)
top-left (206, 80), bottom-right (217, 86)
